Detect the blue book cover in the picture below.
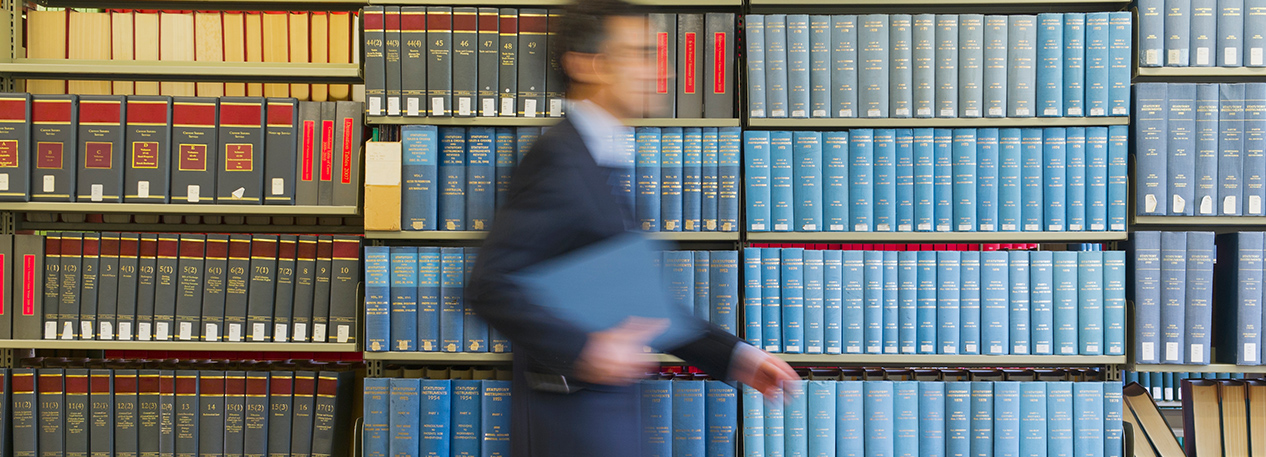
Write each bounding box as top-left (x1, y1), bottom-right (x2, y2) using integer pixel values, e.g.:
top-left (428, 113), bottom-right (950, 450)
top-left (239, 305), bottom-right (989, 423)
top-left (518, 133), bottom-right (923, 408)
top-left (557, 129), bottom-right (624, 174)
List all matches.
top-left (864, 382), bottom-right (895, 457)
top-left (742, 385), bottom-right (765, 457)
top-left (706, 382), bottom-right (738, 457)
top-left (959, 251), bottom-right (982, 354)
top-left (1019, 383), bottom-right (1048, 457)
top-left (1104, 251), bottom-right (1127, 356)
top-left (810, 16), bottom-right (832, 118)
top-left (1009, 251), bottom-right (1032, 355)
top-left (794, 131), bottom-right (824, 231)
top-left (984, 16), bottom-right (1009, 118)
top-left (952, 129), bottom-right (978, 231)
top-left (1029, 251), bottom-right (1055, 355)
top-left (1042, 128), bottom-right (1066, 231)
top-left (859, 15), bottom-right (890, 118)
top-left (440, 247), bottom-right (465, 352)
top-left (1184, 232), bottom-right (1215, 364)
top-left (864, 250), bottom-right (884, 354)
top-left (642, 380), bottom-right (672, 457)
top-left (1167, 84), bottom-right (1197, 215)
top-left (702, 128), bottom-right (718, 231)
top-left (683, 128), bottom-right (703, 231)
top-left (824, 250), bottom-right (844, 354)
top-left (771, 131), bottom-right (795, 231)
top-left (1160, 232), bottom-right (1187, 363)
top-left (1102, 383), bottom-right (1123, 457)
top-left (843, 251), bottom-right (866, 354)
top-left (694, 251), bottom-right (711, 321)
top-left (1020, 128), bottom-right (1045, 231)
top-left (1107, 125), bottom-right (1129, 228)
top-left (744, 248), bottom-right (763, 347)
top-left (832, 15), bottom-right (859, 118)
top-left (401, 125), bottom-right (439, 231)
top-left (803, 249), bottom-right (825, 353)
top-left (874, 129), bottom-right (898, 231)
top-left (1246, 83), bottom-right (1266, 215)
top-left (958, 14), bottom-right (985, 118)
top-left (919, 382), bottom-right (946, 457)
top-left (970, 382), bottom-right (995, 457)
top-left (823, 131), bottom-right (850, 231)
top-left (637, 127), bottom-right (663, 231)
top-left (417, 247), bottom-right (442, 352)
top-left (390, 247), bottom-right (420, 351)
top-left (1250, 0), bottom-right (1266, 66)
top-left (850, 129), bottom-right (875, 231)
top-left (883, 251), bottom-right (900, 353)
top-left (1061, 14), bottom-right (1085, 117)
top-left (661, 127), bottom-right (685, 232)
top-left (1047, 382), bottom-right (1074, 457)
top-left (364, 378), bottom-right (390, 457)
top-left (711, 250), bottom-right (740, 336)
top-left (1072, 383), bottom-right (1104, 457)
top-left (999, 129), bottom-right (1023, 231)
top-left (482, 380), bottom-right (511, 457)
top-left (438, 127), bottom-right (468, 231)
top-left (765, 14), bottom-right (789, 118)
top-left (389, 379), bottom-right (421, 457)
top-left (938, 251), bottom-right (962, 354)
top-left (787, 15), bottom-right (811, 118)
top-left (807, 381), bottom-right (835, 457)
top-left (364, 246), bottom-right (391, 352)
top-left (494, 128), bottom-right (516, 209)
top-left (916, 251), bottom-right (938, 354)
top-left (719, 127), bottom-right (742, 232)
top-left (893, 381), bottom-right (919, 457)
top-left (933, 128), bottom-right (954, 231)
top-left (836, 381), bottom-right (864, 457)
top-left (946, 382), bottom-right (972, 457)
top-left (982, 251), bottom-right (1010, 355)
top-left (452, 380), bottom-right (482, 457)
top-left (899, 252), bottom-right (919, 354)
top-left (745, 131), bottom-right (772, 231)
top-left (976, 129), bottom-right (1000, 231)
top-left (465, 127), bottom-right (495, 231)
top-left (618, 128), bottom-right (637, 213)
top-left (666, 251), bottom-right (695, 319)
top-left (764, 384), bottom-right (785, 457)
top-left (1192, 0), bottom-right (1216, 66)
top-left (762, 248), bottom-right (783, 352)
top-left (1108, 13), bottom-right (1132, 115)
top-left (1065, 128), bottom-right (1087, 230)
top-left (1053, 251), bottom-right (1079, 355)
top-left (914, 15), bottom-right (936, 118)
top-left (1077, 251), bottom-right (1105, 356)
top-left (1221, 83), bottom-right (1247, 215)
top-left (784, 380), bottom-right (808, 457)
top-left (514, 127), bottom-right (541, 166)
top-left (1008, 15), bottom-right (1038, 117)
top-left (1139, 0), bottom-right (1165, 66)
top-left (673, 380), bottom-right (706, 457)
top-left (1037, 14), bottom-right (1064, 117)
top-left (935, 15), bottom-right (959, 117)
top-left (747, 15), bottom-right (767, 118)
top-left (1086, 128), bottom-right (1109, 231)
top-left (464, 247), bottom-right (487, 352)
top-left (1166, 0), bottom-right (1192, 65)
top-left (1133, 83), bottom-right (1168, 215)
top-left (1084, 13), bottom-right (1109, 116)
top-left (890, 15), bottom-right (914, 118)
top-left (1131, 232), bottom-right (1163, 364)
top-left (896, 130), bottom-right (916, 231)
top-left (914, 129), bottom-right (936, 231)
top-left (782, 248), bottom-right (806, 353)
top-left (1215, 232), bottom-right (1264, 364)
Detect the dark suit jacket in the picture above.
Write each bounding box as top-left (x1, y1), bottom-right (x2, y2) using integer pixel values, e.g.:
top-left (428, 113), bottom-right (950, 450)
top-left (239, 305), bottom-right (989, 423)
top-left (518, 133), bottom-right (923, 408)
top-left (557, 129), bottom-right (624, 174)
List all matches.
top-left (467, 117), bottom-right (744, 457)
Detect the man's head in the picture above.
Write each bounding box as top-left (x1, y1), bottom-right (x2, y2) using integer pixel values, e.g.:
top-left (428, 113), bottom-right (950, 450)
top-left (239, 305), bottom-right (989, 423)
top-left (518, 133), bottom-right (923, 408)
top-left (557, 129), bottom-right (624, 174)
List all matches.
top-left (553, 0), bottom-right (657, 119)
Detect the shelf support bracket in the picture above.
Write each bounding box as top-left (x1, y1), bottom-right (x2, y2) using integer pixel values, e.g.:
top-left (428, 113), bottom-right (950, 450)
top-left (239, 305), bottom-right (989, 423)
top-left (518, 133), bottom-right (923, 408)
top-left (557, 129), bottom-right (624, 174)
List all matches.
top-left (366, 359), bottom-right (384, 378)
top-left (1, 210), bottom-right (14, 235)
top-left (1103, 363), bottom-right (1122, 382)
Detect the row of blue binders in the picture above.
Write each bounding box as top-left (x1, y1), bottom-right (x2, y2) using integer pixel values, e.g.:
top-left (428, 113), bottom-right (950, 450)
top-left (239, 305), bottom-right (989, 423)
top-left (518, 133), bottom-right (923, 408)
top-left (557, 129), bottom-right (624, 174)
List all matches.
top-left (663, 251), bottom-right (741, 335)
top-left (1129, 231), bottom-right (1216, 366)
top-left (744, 127), bottom-right (1129, 233)
top-left (1137, 0), bottom-right (1266, 67)
top-left (1210, 232), bottom-right (1266, 365)
top-left (743, 13), bottom-right (1132, 119)
top-left (742, 380), bottom-right (1123, 457)
top-left (1124, 371), bottom-right (1256, 402)
top-left (742, 247), bottom-right (1127, 356)
top-left (362, 378), bottom-right (511, 457)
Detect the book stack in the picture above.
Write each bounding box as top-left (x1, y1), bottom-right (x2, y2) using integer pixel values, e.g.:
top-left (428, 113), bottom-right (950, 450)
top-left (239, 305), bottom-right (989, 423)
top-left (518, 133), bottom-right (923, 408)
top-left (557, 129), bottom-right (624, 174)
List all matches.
top-left (1181, 378), bottom-right (1266, 457)
top-left (1209, 231), bottom-right (1266, 366)
top-left (742, 380), bottom-right (1123, 457)
top-left (398, 125), bottom-right (533, 232)
top-left (25, 9), bottom-right (356, 100)
top-left (662, 250), bottom-right (740, 334)
top-left (0, 93), bottom-right (363, 206)
top-left (1130, 231), bottom-right (1217, 366)
top-left (363, 7), bottom-right (736, 119)
top-left (744, 13), bottom-right (1132, 119)
top-left (1124, 371), bottom-right (1260, 402)
top-left (743, 245), bottom-right (1127, 356)
top-left (18, 232), bottom-right (363, 344)
top-left (363, 377), bottom-right (512, 457)
top-left (5, 362), bottom-right (356, 457)
top-left (744, 127), bottom-right (1129, 233)
top-left (1137, 0), bottom-right (1266, 67)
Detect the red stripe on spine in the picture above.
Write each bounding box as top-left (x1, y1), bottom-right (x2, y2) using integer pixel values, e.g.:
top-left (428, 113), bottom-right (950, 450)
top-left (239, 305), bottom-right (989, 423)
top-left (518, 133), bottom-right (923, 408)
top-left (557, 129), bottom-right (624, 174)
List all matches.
top-left (172, 103), bottom-right (215, 126)
top-left (127, 102), bottom-right (171, 124)
top-left (0, 100), bottom-right (27, 121)
top-left (79, 102), bottom-right (122, 123)
top-left (32, 100), bottom-right (73, 123)
top-left (220, 103), bottom-right (262, 127)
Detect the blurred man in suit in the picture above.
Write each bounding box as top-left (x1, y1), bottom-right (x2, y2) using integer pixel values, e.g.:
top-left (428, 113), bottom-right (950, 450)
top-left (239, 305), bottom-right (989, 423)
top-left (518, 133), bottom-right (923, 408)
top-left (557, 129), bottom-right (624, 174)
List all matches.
top-left (467, 1), bottom-right (797, 456)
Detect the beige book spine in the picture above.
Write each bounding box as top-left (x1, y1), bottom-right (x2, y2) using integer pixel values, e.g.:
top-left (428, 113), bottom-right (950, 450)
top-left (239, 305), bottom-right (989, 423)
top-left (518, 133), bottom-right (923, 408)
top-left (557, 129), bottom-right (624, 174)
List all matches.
top-left (222, 12), bottom-right (247, 97)
top-left (328, 11), bottom-right (352, 100)
top-left (68, 11), bottom-right (113, 95)
top-left (195, 11), bottom-right (225, 97)
top-left (110, 11), bottom-right (134, 95)
top-left (1249, 382), bottom-right (1266, 457)
top-left (262, 12), bottom-right (289, 97)
top-left (310, 12), bottom-right (330, 102)
top-left (26, 10), bottom-right (68, 94)
top-left (245, 12), bottom-right (264, 97)
top-left (288, 12), bottom-right (311, 101)
top-left (133, 11), bottom-right (160, 95)
top-left (159, 11), bottom-right (196, 96)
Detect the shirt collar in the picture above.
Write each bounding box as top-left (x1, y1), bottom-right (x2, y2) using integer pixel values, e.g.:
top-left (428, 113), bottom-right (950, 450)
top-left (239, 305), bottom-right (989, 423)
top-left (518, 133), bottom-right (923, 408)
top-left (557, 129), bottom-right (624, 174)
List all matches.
top-left (567, 100), bottom-right (633, 168)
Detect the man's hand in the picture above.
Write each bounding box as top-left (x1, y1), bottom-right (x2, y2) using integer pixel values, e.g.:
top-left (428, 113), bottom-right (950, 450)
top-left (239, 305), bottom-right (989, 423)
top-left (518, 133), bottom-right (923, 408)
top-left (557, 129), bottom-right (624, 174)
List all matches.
top-left (731, 346), bottom-right (798, 401)
top-left (574, 317), bottom-right (668, 386)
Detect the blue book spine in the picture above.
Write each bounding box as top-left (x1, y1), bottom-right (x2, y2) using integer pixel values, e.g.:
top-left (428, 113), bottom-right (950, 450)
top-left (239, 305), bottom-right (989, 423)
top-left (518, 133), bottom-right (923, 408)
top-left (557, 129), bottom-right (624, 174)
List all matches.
top-left (764, 383), bottom-right (785, 457)
top-left (1037, 14), bottom-right (1064, 117)
top-left (916, 251), bottom-right (938, 354)
top-left (893, 381), bottom-right (919, 457)
top-left (1160, 232), bottom-right (1187, 363)
top-left (1009, 251), bottom-right (1032, 354)
top-left (695, 250), bottom-right (710, 322)
top-left (390, 247), bottom-right (420, 351)
top-left (984, 16), bottom-right (1009, 118)
top-left (1102, 383), bottom-right (1123, 457)
top-left (1108, 13), bottom-right (1132, 116)
top-left (1193, 0), bottom-right (1217, 66)
top-left (837, 381), bottom-right (864, 457)
top-left (1104, 252), bottom-right (1127, 357)
top-left (803, 249), bottom-right (825, 353)
top-left (1107, 125), bottom-right (1129, 228)
top-left (514, 127), bottom-right (541, 166)
top-left (766, 14), bottom-right (789, 118)
top-left (859, 15), bottom-right (890, 118)
top-left (494, 128), bottom-right (516, 209)
top-left (953, 129), bottom-right (978, 231)
top-left (462, 247), bottom-right (486, 352)
top-left (825, 250), bottom-right (844, 354)
top-left (1218, 232), bottom-right (1264, 365)
top-left (702, 128), bottom-right (718, 231)
top-left (970, 382), bottom-right (995, 457)
top-left (794, 131), bottom-right (824, 231)
top-left (637, 127), bottom-right (663, 231)
top-left (896, 130), bottom-right (915, 231)
top-left (914, 15), bottom-right (936, 118)
top-left (771, 131), bottom-right (795, 231)
top-left (933, 129), bottom-right (954, 231)
top-left (438, 127), bottom-right (468, 231)
top-left (899, 252), bottom-right (919, 354)
top-left (833, 15), bottom-right (859, 118)
top-left (782, 248), bottom-right (806, 353)
top-left (958, 14), bottom-right (985, 118)
top-left (683, 128), bottom-right (703, 231)
top-left (1132, 231), bottom-right (1163, 363)
top-left (914, 129), bottom-right (936, 231)
top-left (762, 248), bottom-right (783, 352)
top-left (982, 251), bottom-right (1010, 355)
top-left (1084, 13), bottom-right (1109, 116)
top-left (1029, 251), bottom-right (1055, 355)
top-left (745, 131), bottom-right (772, 231)
top-left (960, 252), bottom-right (982, 355)
top-left (711, 250), bottom-right (740, 336)
top-left (787, 15), bottom-right (811, 118)
top-left (999, 129), bottom-right (1023, 231)
top-left (883, 251), bottom-right (900, 353)
top-left (1250, 0), bottom-right (1266, 66)
top-left (417, 247), bottom-right (441, 352)
top-left (1020, 128), bottom-right (1045, 231)
top-left (864, 251), bottom-right (884, 354)
top-left (918, 382), bottom-right (946, 457)
top-left (673, 380), bottom-right (707, 457)
top-left (874, 129), bottom-right (897, 231)
top-left (946, 382), bottom-right (972, 457)
top-left (1246, 83), bottom-right (1266, 215)
top-left (1086, 128), bottom-right (1109, 231)
top-left (1047, 382), bottom-right (1074, 457)
top-left (744, 248), bottom-right (763, 347)
top-left (364, 378), bottom-right (391, 457)
top-left (440, 247), bottom-right (465, 352)
top-left (890, 15), bottom-right (914, 118)
top-left (401, 125), bottom-right (439, 231)
top-left (1061, 14), bottom-right (1085, 117)
top-left (389, 379), bottom-right (421, 457)
top-left (719, 127), bottom-right (742, 232)
top-left (1072, 383), bottom-right (1104, 457)
top-left (465, 127), bottom-right (495, 231)
top-left (666, 251), bottom-right (696, 318)
top-left (1166, 0), bottom-right (1192, 65)
top-left (1139, 0), bottom-right (1165, 66)
top-left (850, 129), bottom-right (874, 231)
top-left (706, 382), bottom-right (738, 457)
top-left (807, 381), bottom-right (835, 457)
top-left (1184, 232), bottom-right (1215, 364)
top-left (1134, 83), bottom-right (1168, 215)
top-left (1042, 128), bottom-right (1066, 231)
top-left (938, 251), bottom-right (962, 354)
top-left (843, 251), bottom-right (866, 354)
top-left (1008, 15), bottom-right (1038, 117)
top-left (1221, 83), bottom-right (1246, 215)
top-left (742, 386), bottom-right (765, 457)
top-left (823, 131), bottom-right (850, 231)
top-left (864, 381), bottom-right (895, 457)
top-left (976, 129), bottom-right (1000, 231)
top-left (481, 380), bottom-right (511, 457)
top-left (935, 15), bottom-right (959, 118)
top-left (452, 380), bottom-right (481, 457)
top-left (784, 380), bottom-right (808, 457)
top-left (643, 380), bottom-right (672, 457)
top-left (661, 127), bottom-right (684, 232)
top-left (1167, 84), bottom-right (1197, 216)
top-left (747, 15), bottom-right (767, 118)
top-left (1019, 383), bottom-right (1048, 457)
top-left (1078, 251), bottom-right (1105, 356)
top-left (810, 16), bottom-right (832, 118)
top-left (1065, 128), bottom-right (1087, 230)
top-left (364, 247), bottom-right (391, 352)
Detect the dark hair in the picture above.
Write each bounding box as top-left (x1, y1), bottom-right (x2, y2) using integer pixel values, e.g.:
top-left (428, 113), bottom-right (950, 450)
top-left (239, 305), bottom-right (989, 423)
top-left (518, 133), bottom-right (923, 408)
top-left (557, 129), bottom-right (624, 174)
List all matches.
top-left (551, 0), bottom-right (644, 91)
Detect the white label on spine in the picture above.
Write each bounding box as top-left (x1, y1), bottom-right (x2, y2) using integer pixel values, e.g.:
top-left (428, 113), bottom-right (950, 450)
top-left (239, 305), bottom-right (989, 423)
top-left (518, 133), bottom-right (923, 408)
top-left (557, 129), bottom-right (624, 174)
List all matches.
top-left (388, 97), bottom-right (401, 116)
top-left (179, 322), bottom-right (192, 340)
top-left (294, 323), bottom-right (308, 342)
top-left (1062, 346), bottom-right (1075, 354)
top-left (1015, 108), bottom-right (1030, 116)
top-left (979, 224), bottom-right (994, 231)
top-left (830, 224), bottom-right (844, 231)
top-left (1001, 224), bottom-right (1016, 231)
top-left (990, 344), bottom-right (1003, 354)
top-left (964, 344), bottom-right (976, 353)
top-left (1090, 107), bottom-right (1105, 116)
top-left (205, 323), bottom-right (219, 341)
top-left (1035, 344), bottom-right (1050, 354)
top-left (884, 347), bottom-right (896, 354)
top-left (1251, 196), bottom-right (1263, 214)
top-left (937, 224), bottom-right (950, 231)
top-left (525, 99), bottom-right (538, 117)
top-left (549, 99), bottom-right (563, 118)
top-left (771, 109), bottom-right (786, 117)
top-left (895, 108), bottom-right (910, 117)
top-left (1226, 196), bottom-right (1239, 214)
top-left (81, 322), bottom-right (93, 339)
top-left (275, 324), bottom-right (289, 342)
top-left (958, 224), bottom-right (972, 231)
top-left (988, 107), bottom-right (1003, 117)
top-left (62, 322), bottom-right (74, 339)
top-left (813, 110), bottom-right (827, 117)
top-left (919, 223), bottom-right (932, 231)
top-left (1025, 224), bottom-right (1040, 231)
top-left (137, 322), bottom-right (152, 341)
top-left (1044, 108), bottom-right (1060, 116)
top-left (232, 187), bottom-right (246, 199)
top-left (1200, 196), bottom-right (1213, 214)
top-left (252, 323), bottom-right (267, 341)
top-left (1168, 49), bottom-right (1182, 64)
top-left (406, 97), bottom-right (419, 116)
top-left (803, 224), bottom-right (816, 231)
top-left (920, 344), bottom-right (932, 353)
top-left (100, 322), bottom-right (113, 340)
top-left (751, 223), bottom-right (766, 231)
top-left (90, 184), bottom-right (103, 201)
top-left (1091, 223), bottom-right (1104, 231)
top-left (119, 322), bottom-right (133, 341)
top-left (917, 108), bottom-right (931, 117)
top-left (1196, 47), bottom-right (1210, 65)
top-left (501, 98), bottom-right (514, 116)
top-left (187, 185), bottom-right (199, 203)
top-left (137, 181), bottom-right (150, 199)
top-left (369, 97), bottom-right (382, 116)
top-left (43, 175), bottom-right (54, 193)
top-left (1191, 344), bottom-right (1204, 363)
top-left (898, 224), bottom-right (912, 231)
top-left (828, 347), bottom-right (841, 354)
top-left (866, 345), bottom-right (878, 353)
top-left (337, 325), bottom-right (350, 343)
top-left (1144, 194), bottom-right (1158, 212)
top-left (0, 174), bottom-right (8, 191)
top-left (1145, 49), bottom-right (1159, 65)
top-left (270, 178), bottom-right (284, 196)
top-left (964, 109), bottom-right (979, 117)
top-left (1048, 224), bottom-right (1063, 231)
top-left (1066, 107), bottom-right (1081, 116)
top-left (1254, 48), bottom-right (1264, 66)
top-left (792, 110), bottom-right (807, 118)
top-left (228, 323), bottom-right (242, 342)
top-left (1247, 344), bottom-right (1258, 362)
top-left (459, 97), bottom-right (472, 117)
top-left (876, 223), bottom-right (890, 231)
top-left (940, 109), bottom-right (954, 117)
top-left (1112, 223), bottom-right (1126, 230)
top-left (1142, 342), bottom-right (1155, 361)
top-left (774, 223), bottom-right (789, 231)
top-left (766, 345), bottom-right (779, 352)
top-left (943, 345), bottom-right (957, 354)
top-left (1227, 48), bottom-right (1239, 65)
top-left (314, 324), bottom-right (327, 342)
top-left (156, 322), bottom-right (170, 340)
top-left (1014, 345), bottom-right (1028, 354)
top-left (482, 99), bottom-right (496, 116)
top-left (1113, 107), bottom-right (1126, 115)
top-left (1069, 224), bottom-right (1082, 231)
top-left (1165, 342), bottom-right (1180, 361)
top-left (431, 97), bottom-right (445, 116)
top-left (854, 223), bottom-right (869, 231)
top-left (753, 109), bottom-right (766, 117)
